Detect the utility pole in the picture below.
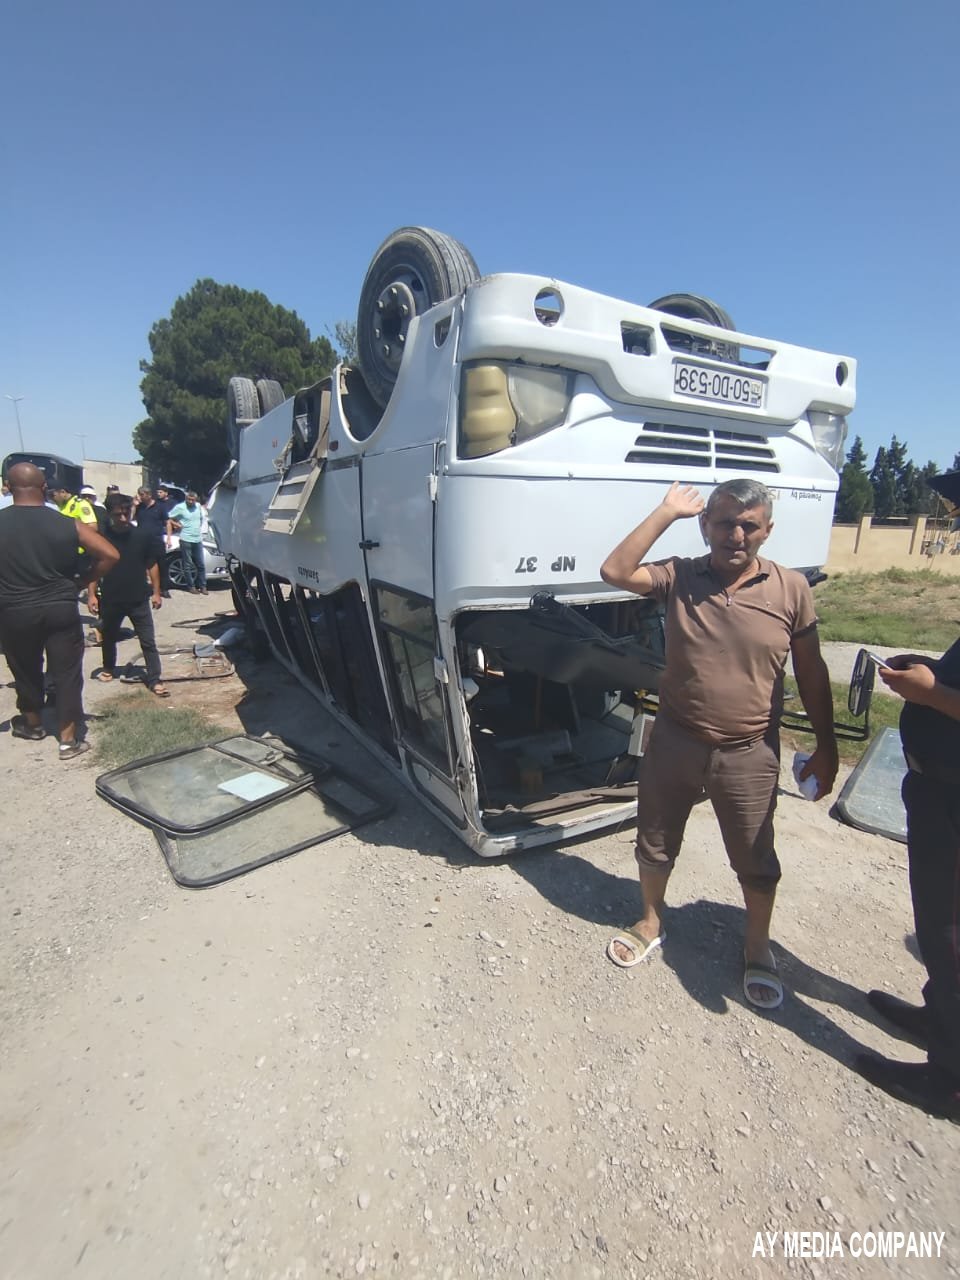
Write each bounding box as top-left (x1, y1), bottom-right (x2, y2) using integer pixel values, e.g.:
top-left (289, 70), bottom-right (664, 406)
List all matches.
top-left (76, 434), bottom-right (87, 460)
top-left (4, 395), bottom-right (25, 451)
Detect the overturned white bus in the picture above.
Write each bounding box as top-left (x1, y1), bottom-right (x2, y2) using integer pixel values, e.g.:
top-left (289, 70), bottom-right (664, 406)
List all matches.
top-left (209, 227), bottom-right (855, 855)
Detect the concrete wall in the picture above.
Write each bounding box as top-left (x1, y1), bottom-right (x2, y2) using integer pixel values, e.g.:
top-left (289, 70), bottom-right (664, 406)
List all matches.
top-left (826, 515), bottom-right (960, 576)
top-left (82, 459), bottom-right (148, 499)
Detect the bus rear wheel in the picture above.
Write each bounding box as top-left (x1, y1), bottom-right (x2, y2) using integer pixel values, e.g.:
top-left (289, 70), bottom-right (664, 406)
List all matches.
top-left (227, 376), bottom-right (260, 458)
top-left (256, 379), bottom-right (285, 415)
top-left (647, 293), bottom-right (735, 329)
top-left (648, 293), bottom-right (738, 361)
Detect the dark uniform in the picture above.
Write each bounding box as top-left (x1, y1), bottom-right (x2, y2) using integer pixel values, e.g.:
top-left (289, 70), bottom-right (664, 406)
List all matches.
top-left (855, 638), bottom-right (960, 1122)
top-left (898, 639), bottom-right (960, 1085)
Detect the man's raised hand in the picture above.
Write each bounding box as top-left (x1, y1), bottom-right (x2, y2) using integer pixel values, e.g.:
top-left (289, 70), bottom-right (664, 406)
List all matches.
top-left (660, 481), bottom-right (705, 519)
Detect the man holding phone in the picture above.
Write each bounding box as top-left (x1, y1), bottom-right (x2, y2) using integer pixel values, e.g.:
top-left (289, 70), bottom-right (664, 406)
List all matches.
top-left (854, 643), bottom-right (960, 1122)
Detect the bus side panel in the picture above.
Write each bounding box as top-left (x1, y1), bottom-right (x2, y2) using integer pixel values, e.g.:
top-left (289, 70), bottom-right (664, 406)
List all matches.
top-left (435, 475), bottom-right (835, 614)
top-left (223, 464), bottom-right (366, 595)
top-left (235, 403), bottom-right (295, 485)
top-left (434, 475), bottom-right (705, 613)
top-left (360, 446), bottom-right (436, 601)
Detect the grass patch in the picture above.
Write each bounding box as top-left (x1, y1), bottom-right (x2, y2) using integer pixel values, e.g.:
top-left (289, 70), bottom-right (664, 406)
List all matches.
top-left (93, 692), bottom-right (223, 768)
top-left (815, 568), bottom-right (960, 650)
top-left (781, 677), bottom-right (902, 765)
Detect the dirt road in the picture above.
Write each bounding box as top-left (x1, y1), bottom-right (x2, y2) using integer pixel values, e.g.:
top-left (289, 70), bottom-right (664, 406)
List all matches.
top-left (1, 593), bottom-right (957, 1279)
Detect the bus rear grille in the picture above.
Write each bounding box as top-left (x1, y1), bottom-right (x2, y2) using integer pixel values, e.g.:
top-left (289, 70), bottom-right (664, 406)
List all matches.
top-left (625, 424), bottom-right (780, 473)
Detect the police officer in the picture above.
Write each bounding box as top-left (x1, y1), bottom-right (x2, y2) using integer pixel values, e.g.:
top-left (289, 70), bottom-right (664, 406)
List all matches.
top-left (80, 484), bottom-right (109, 533)
top-left (854, 643), bottom-right (960, 1123)
top-left (50, 483), bottom-right (98, 527)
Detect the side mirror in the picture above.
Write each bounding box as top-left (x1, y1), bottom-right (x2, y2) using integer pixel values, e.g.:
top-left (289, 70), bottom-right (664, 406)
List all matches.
top-left (849, 648), bottom-right (876, 718)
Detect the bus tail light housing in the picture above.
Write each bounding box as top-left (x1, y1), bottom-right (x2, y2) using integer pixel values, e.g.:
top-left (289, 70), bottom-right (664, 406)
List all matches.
top-left (808, 410), bottom-right (848, 471)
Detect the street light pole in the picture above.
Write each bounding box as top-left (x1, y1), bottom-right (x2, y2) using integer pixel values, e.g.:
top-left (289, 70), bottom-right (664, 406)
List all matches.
top-left (4, 395), bottom-right (25, 451)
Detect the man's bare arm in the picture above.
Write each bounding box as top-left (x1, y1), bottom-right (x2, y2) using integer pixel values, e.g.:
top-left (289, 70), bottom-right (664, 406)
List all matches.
top-left (75, 519), bottom-right (120, 586)
top-left (790, 627), bottom-right (839, 800)
top-left (148, 562), bottom-right (162, 608)
top-left (600, 482), bottom-right (704, 595)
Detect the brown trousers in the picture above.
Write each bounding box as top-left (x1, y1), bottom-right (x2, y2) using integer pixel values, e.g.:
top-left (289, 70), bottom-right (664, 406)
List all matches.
top-left (635, 713), bottom-right (782, 892)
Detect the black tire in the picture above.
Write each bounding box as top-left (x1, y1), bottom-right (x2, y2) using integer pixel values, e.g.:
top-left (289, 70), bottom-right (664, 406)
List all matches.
top-left (227, 376), bottom-right (259, 459)
top-left (648, 293), bottom-right (738, 362)
top-left (357, 226), bottom-right (480, 407)
top-left (647, 293), bottom-right (735, 329)
top-left (227, 375), bottom-right (259, 425)
top-left (256, 378), bottom-right (286, 415)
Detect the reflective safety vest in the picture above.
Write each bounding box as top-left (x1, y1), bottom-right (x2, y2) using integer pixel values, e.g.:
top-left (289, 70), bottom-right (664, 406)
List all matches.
top-left (59, 495), bottom-right (97, 525)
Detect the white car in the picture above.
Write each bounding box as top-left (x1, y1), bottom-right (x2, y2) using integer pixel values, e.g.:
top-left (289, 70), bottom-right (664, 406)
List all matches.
top-left (165, 537), bottom-right (228, 588)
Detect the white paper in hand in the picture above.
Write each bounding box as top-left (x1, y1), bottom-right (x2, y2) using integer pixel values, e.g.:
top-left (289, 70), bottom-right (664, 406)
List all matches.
top-left (792, 751), bottom-right (819, 801)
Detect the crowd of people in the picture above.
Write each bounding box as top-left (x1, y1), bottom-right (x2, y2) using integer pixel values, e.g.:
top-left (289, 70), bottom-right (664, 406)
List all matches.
top-left (1, 466), bottom-right (957, 1122)
top-left (0, 465), bottom-right (210, 754)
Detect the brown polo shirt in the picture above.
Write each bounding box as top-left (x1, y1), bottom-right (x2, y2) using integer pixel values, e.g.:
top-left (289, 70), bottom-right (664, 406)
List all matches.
top-left (643, 554), bottom-right (818, 745)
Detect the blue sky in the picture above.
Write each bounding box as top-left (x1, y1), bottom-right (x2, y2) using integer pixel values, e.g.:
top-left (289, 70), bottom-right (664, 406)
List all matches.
top-left (1, 0), bottom-right (957, 474)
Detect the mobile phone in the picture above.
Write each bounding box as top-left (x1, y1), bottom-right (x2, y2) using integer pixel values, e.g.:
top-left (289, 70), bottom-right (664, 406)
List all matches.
top-left (866, 651), bottom-right (888, 667)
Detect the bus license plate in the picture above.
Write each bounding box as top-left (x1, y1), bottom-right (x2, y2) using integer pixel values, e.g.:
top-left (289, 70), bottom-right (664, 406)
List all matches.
top-left (673, 362), bottom-right (764, 408)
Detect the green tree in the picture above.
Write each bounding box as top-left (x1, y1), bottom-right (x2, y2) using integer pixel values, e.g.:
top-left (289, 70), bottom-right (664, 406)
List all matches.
top-left (134, 280), bottom-right (336, 491)
top-left (887, 434), bottom-right (910, 515)
top-left (898, 459), bottom-right (940, 515)
top-left (847, 435), bottom-right (868, 469)
top-left (869, 445), bottom-right (898, 519)
top-left (952, 451), bottom-right (960, 472)
top-left (834, 434), bottom-right (873, 522)
top-left (920, 460), bottom-right (942, 512)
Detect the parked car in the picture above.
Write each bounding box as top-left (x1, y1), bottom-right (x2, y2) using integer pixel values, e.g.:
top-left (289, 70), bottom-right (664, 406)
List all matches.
top-left (165, 537), bottom-right (228, 588)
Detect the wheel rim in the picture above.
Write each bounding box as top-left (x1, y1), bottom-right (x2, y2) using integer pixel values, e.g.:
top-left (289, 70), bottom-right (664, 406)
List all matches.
top-left (373, 279), bottom-right (420, 374)
top-left (168, 556), bottom-right (186, 587)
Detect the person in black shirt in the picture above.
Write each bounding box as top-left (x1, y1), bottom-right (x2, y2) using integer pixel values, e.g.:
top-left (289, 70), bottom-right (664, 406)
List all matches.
top-left (0, 463), bottom-right (119, 758)
top-left (853, 640), bottom-right (960, 1123)
top-left (132, 485), bottom-right (173, 596)
top-left (88, 493), bottom-right (169, 697)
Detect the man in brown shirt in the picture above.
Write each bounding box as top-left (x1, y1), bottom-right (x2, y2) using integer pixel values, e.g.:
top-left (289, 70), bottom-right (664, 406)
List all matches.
top-left (600, 477), bottom-right (838, 1009)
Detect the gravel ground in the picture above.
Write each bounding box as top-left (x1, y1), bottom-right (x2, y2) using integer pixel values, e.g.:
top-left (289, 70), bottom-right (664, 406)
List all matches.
top-left (1, 594), bottom-right (958, 1279)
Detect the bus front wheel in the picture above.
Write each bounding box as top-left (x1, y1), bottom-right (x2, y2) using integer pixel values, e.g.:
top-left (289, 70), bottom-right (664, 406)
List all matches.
top-left (357, 226), bottom-right (480, 408)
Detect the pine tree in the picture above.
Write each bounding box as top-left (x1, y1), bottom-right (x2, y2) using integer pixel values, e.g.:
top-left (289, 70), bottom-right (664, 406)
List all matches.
top-left (847, 436), bottom-right (868, 469)
top-left (869, 445), bottom-right (898, 519)
top-left (834, 434), bottom-right (874, 522)
top-left (887, 435), bottom-right (909, 515)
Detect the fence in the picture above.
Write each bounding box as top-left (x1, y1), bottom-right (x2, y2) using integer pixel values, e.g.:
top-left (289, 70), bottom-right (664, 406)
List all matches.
top-left (826, 514), bottom-right (960, 576)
